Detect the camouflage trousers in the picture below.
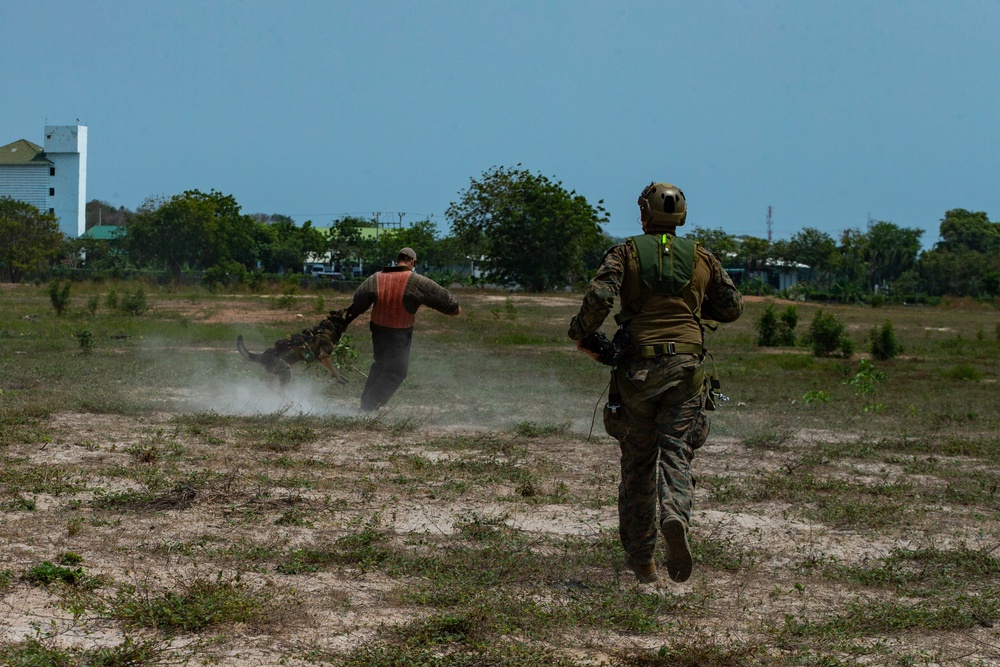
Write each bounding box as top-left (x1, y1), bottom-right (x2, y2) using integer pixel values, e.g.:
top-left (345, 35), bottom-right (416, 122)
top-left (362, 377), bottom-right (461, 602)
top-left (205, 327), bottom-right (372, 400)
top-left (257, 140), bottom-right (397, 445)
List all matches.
top-left (603, 354), bottom-right (711, 564)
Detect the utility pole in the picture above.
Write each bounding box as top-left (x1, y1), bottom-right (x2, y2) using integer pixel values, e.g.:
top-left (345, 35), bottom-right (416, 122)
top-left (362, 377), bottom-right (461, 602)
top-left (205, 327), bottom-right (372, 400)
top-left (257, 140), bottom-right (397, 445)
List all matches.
top-left (767, 205), bottom-right (773, 242)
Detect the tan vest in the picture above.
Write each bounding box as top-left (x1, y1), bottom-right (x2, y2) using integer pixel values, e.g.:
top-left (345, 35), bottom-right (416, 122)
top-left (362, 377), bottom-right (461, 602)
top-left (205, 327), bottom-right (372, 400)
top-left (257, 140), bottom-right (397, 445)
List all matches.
top-left (618, 236), bottom-right (712, 347)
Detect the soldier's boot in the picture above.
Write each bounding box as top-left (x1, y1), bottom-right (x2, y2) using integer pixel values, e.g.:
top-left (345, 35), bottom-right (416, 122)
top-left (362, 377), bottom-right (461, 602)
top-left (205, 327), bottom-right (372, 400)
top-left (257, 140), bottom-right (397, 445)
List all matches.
top-left (623, 554), bottom-right (658, 583)
top-left (660, 517), bottom-right (692, 583)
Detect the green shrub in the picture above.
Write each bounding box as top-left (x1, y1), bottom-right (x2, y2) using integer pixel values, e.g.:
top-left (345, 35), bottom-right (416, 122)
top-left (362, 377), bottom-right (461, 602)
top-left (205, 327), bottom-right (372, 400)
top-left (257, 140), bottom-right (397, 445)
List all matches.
top-left (47, 280), bottom-right (71, 316)
top-left (754, 302), bottom-right (797, 347)
top-left (23, 561), bottom-right (86, 586)
top-left (870, 319), bottom-right (903, 361)
top-left (779, 304), bottom-right (798, 330)
top-left (105, 289), bottom-right (119, 310)
top-left (271, 285), bottom-right (298, 310)
top-left (119, 286), bottom-right (149, 315)
top-left (808, 309), bottom-right (851, 357)
top-left (802, 389), bottom-right (830, 404)
top-left (846, 358), bottom-right (886, 413)
top-left (75, 330), bottom-right (94, 355)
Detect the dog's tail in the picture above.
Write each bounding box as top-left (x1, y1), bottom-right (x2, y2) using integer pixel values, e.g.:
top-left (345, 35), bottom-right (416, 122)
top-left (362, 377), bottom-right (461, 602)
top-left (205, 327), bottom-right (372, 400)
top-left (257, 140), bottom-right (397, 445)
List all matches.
top-left (236, 335), bottom-right (264, 363)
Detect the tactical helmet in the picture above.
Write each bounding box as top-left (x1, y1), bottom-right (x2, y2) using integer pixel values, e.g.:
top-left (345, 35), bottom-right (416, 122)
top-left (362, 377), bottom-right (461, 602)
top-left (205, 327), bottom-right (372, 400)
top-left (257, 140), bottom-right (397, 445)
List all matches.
top-left (638, 182), bottom-right (687, 227)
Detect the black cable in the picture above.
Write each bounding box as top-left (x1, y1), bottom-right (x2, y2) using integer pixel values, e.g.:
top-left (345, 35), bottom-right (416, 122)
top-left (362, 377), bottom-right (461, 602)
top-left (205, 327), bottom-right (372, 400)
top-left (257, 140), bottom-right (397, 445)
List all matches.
top-left (588, 377), bottom-right (611, 442)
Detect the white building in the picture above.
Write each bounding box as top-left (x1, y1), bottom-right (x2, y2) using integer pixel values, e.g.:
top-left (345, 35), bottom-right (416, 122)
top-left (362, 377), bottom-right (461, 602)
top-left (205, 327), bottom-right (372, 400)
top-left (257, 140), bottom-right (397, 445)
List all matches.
top-left (0, 124), bottom-right (88, 238)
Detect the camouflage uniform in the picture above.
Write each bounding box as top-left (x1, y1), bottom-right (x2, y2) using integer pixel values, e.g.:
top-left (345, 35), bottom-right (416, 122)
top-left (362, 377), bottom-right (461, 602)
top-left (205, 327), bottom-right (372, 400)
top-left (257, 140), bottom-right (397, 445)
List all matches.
top-left (569, 236), bottom-right (743, 576)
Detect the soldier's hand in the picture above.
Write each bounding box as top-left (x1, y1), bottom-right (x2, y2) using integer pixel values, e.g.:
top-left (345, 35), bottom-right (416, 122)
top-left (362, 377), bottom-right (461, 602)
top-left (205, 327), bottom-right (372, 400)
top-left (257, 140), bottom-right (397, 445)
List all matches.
top-left (575, 339), bottom-right (602, 362)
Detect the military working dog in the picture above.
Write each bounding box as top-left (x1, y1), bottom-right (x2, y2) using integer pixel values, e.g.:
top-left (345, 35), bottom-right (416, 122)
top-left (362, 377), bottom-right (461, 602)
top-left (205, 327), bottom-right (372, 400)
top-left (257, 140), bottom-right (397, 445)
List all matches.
top-left (237, 309), bottom-right (352, 388)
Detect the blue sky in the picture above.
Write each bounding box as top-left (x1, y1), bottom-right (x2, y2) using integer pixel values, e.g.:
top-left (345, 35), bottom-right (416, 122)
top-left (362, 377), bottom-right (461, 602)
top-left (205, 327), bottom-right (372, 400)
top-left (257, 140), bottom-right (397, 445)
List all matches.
top-left (4, 1), bottom-right (998, 247)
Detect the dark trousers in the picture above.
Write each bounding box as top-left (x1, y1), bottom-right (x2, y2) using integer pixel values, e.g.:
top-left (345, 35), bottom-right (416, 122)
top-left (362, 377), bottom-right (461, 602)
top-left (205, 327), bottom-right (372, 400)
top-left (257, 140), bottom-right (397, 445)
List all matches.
top-left (360, 323), bottom-right (413, 411)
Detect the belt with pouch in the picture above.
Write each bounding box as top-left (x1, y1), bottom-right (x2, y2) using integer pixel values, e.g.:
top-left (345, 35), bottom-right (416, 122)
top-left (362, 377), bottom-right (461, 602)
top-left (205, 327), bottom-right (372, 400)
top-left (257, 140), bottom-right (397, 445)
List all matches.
top-left (626, 342), bottom-right (703, 358)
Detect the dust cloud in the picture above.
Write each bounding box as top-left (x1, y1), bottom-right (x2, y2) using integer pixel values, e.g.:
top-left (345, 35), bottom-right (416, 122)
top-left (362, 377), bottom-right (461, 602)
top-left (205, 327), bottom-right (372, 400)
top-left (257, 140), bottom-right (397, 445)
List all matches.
top-left (145, 333), bottom-right (606, 434)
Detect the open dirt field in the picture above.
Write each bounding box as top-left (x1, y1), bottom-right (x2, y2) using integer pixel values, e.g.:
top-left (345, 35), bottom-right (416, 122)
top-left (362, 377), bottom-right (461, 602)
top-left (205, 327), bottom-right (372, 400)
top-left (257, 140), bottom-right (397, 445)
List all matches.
top-left (2, 289), bottom-right (1000, 666)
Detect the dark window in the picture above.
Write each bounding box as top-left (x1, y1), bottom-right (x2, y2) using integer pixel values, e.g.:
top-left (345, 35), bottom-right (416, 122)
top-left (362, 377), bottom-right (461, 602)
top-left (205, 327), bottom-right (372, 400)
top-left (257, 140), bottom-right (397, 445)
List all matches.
top-left (49, 208), bottom-right (54, 214)
top-left (49, 188), bottom-right (55, 196)
top-left (50, 167), bottom-right (56, 176)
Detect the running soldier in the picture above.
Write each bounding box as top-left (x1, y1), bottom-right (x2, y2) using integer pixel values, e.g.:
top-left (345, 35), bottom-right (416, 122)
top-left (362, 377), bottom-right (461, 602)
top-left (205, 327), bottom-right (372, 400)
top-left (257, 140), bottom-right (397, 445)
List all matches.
top-left (568, 182), bottom-right (743, 583)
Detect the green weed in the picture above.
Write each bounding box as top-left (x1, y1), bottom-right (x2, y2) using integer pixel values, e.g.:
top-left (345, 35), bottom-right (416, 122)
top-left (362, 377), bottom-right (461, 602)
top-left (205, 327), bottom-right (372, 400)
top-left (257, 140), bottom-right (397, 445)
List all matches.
top-left (0, 636), bottom-right (164, 667)
top-left (106, 573), bottom-right (266, 632)
top-left (23, 561), bottom-right (88, 587)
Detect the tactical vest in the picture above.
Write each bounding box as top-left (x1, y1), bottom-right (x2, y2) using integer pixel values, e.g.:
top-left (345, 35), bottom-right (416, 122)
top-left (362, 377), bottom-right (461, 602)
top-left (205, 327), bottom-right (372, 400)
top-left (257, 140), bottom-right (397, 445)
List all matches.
top-left (615, 233), bottom-right (707, 348)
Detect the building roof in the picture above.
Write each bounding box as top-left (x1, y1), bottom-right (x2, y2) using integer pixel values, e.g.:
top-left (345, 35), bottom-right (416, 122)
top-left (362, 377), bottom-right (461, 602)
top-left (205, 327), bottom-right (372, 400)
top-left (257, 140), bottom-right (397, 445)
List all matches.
top-left (81, 225), bottom-right (125, 241)
top-left (0, 139), bottom-right (50, 166)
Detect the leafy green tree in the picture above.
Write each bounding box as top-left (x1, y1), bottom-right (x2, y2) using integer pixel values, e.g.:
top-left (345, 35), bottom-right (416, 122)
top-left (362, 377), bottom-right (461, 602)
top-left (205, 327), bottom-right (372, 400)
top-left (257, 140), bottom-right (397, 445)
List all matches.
top-left (735, 236), bottom-right (771, 275)
top-left (786, 227), bottom-right (837, 287)
top-left (0, 197), bottom-right (64, 282)
top-left (936, 209), bottom-right (1000, 253)
top-left (125, 190), bottom-right (258, 280)
top-left (329, 215), bottom-right (379, 274)
top-left (446, 166), bottom-right (608, 291)
top-left (252, 214), bottom-right (328, 273)
top-left (917, 209), bottom-right (1000, 297)
top-left (829, 229), bottom-right (869, 302)
top-left (373, 219), bottom-right (467, 272)
top-left (865, 221), bottom-right (922, 291)
top-left (688, 226), bottom-right (738, 258)
top-left (375, 219), bottom-right (437, 268)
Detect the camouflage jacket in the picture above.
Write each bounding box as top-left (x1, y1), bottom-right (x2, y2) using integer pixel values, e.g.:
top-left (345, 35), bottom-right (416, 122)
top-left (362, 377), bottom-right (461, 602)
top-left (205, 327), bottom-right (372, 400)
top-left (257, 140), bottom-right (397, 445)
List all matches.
top-left (568, 237), bottom-right (743, 342)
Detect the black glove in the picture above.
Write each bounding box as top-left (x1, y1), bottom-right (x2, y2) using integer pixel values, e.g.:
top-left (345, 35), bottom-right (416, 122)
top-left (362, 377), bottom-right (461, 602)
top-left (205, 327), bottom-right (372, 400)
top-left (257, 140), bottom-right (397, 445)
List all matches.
top-left (580, 331), bottom-right (618, 366)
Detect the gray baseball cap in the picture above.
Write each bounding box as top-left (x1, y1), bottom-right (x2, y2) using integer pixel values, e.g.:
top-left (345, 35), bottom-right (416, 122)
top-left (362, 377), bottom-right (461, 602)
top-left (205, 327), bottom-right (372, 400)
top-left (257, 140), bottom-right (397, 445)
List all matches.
top-left (398, 247), bottom-right (416, 261)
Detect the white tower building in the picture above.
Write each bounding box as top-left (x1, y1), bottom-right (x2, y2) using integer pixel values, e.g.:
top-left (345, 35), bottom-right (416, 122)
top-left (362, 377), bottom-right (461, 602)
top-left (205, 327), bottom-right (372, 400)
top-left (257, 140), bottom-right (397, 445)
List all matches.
top-left (44, 125), bottom-right (88, 238)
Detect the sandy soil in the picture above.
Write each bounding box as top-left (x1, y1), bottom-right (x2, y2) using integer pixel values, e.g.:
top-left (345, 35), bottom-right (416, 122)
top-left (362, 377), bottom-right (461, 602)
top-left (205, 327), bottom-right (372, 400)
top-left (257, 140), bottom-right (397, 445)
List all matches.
top-left (2, 292), bottom-right (999, 665)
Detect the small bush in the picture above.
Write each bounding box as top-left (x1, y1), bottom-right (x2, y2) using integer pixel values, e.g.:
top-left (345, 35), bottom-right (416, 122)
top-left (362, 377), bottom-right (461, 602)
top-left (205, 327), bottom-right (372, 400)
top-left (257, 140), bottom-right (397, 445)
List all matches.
top-left (754, 302), bottom-right (797, 347)
top-left (779, 305), bottom-right (799, 330)
top-left (870, 319), bottom-right (903, 361)
top-left (808, 309), bottom-right (851, 357)
top-left (869, 293), bottom-right (887, 308)
top-left (845, 358), bottom-right (887, 413)
top-left (119, 286), bottom-right (149, 315)
top-left (271, 285), bottom-right (298, 310)
top-left (75, 329), bottom-right (94, 355)
top-left (47, 280), bottom-right (71, 316)
top-left (105, 289), bottom-right (119, 310)
top-left (802, 389), bottom-right (830, 404)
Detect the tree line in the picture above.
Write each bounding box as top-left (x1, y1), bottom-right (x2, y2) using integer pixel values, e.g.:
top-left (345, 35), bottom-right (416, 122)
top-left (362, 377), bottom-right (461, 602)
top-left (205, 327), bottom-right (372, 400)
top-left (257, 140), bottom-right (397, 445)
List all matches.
top-left (688, 207), bottom-right (1000, 302)
top-left (2, 165), bottom-right (999, 300)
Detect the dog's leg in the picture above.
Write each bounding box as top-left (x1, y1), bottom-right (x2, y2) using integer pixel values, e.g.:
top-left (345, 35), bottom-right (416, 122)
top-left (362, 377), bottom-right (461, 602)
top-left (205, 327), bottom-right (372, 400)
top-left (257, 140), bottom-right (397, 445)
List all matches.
top-left (319, 355), bottom-right (349, 384)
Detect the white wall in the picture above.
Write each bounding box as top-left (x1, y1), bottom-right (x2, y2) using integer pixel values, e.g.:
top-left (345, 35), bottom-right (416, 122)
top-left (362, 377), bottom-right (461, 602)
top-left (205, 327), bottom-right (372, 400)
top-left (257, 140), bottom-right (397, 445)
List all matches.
top-left (44, 125), bottom-right (88, 238)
